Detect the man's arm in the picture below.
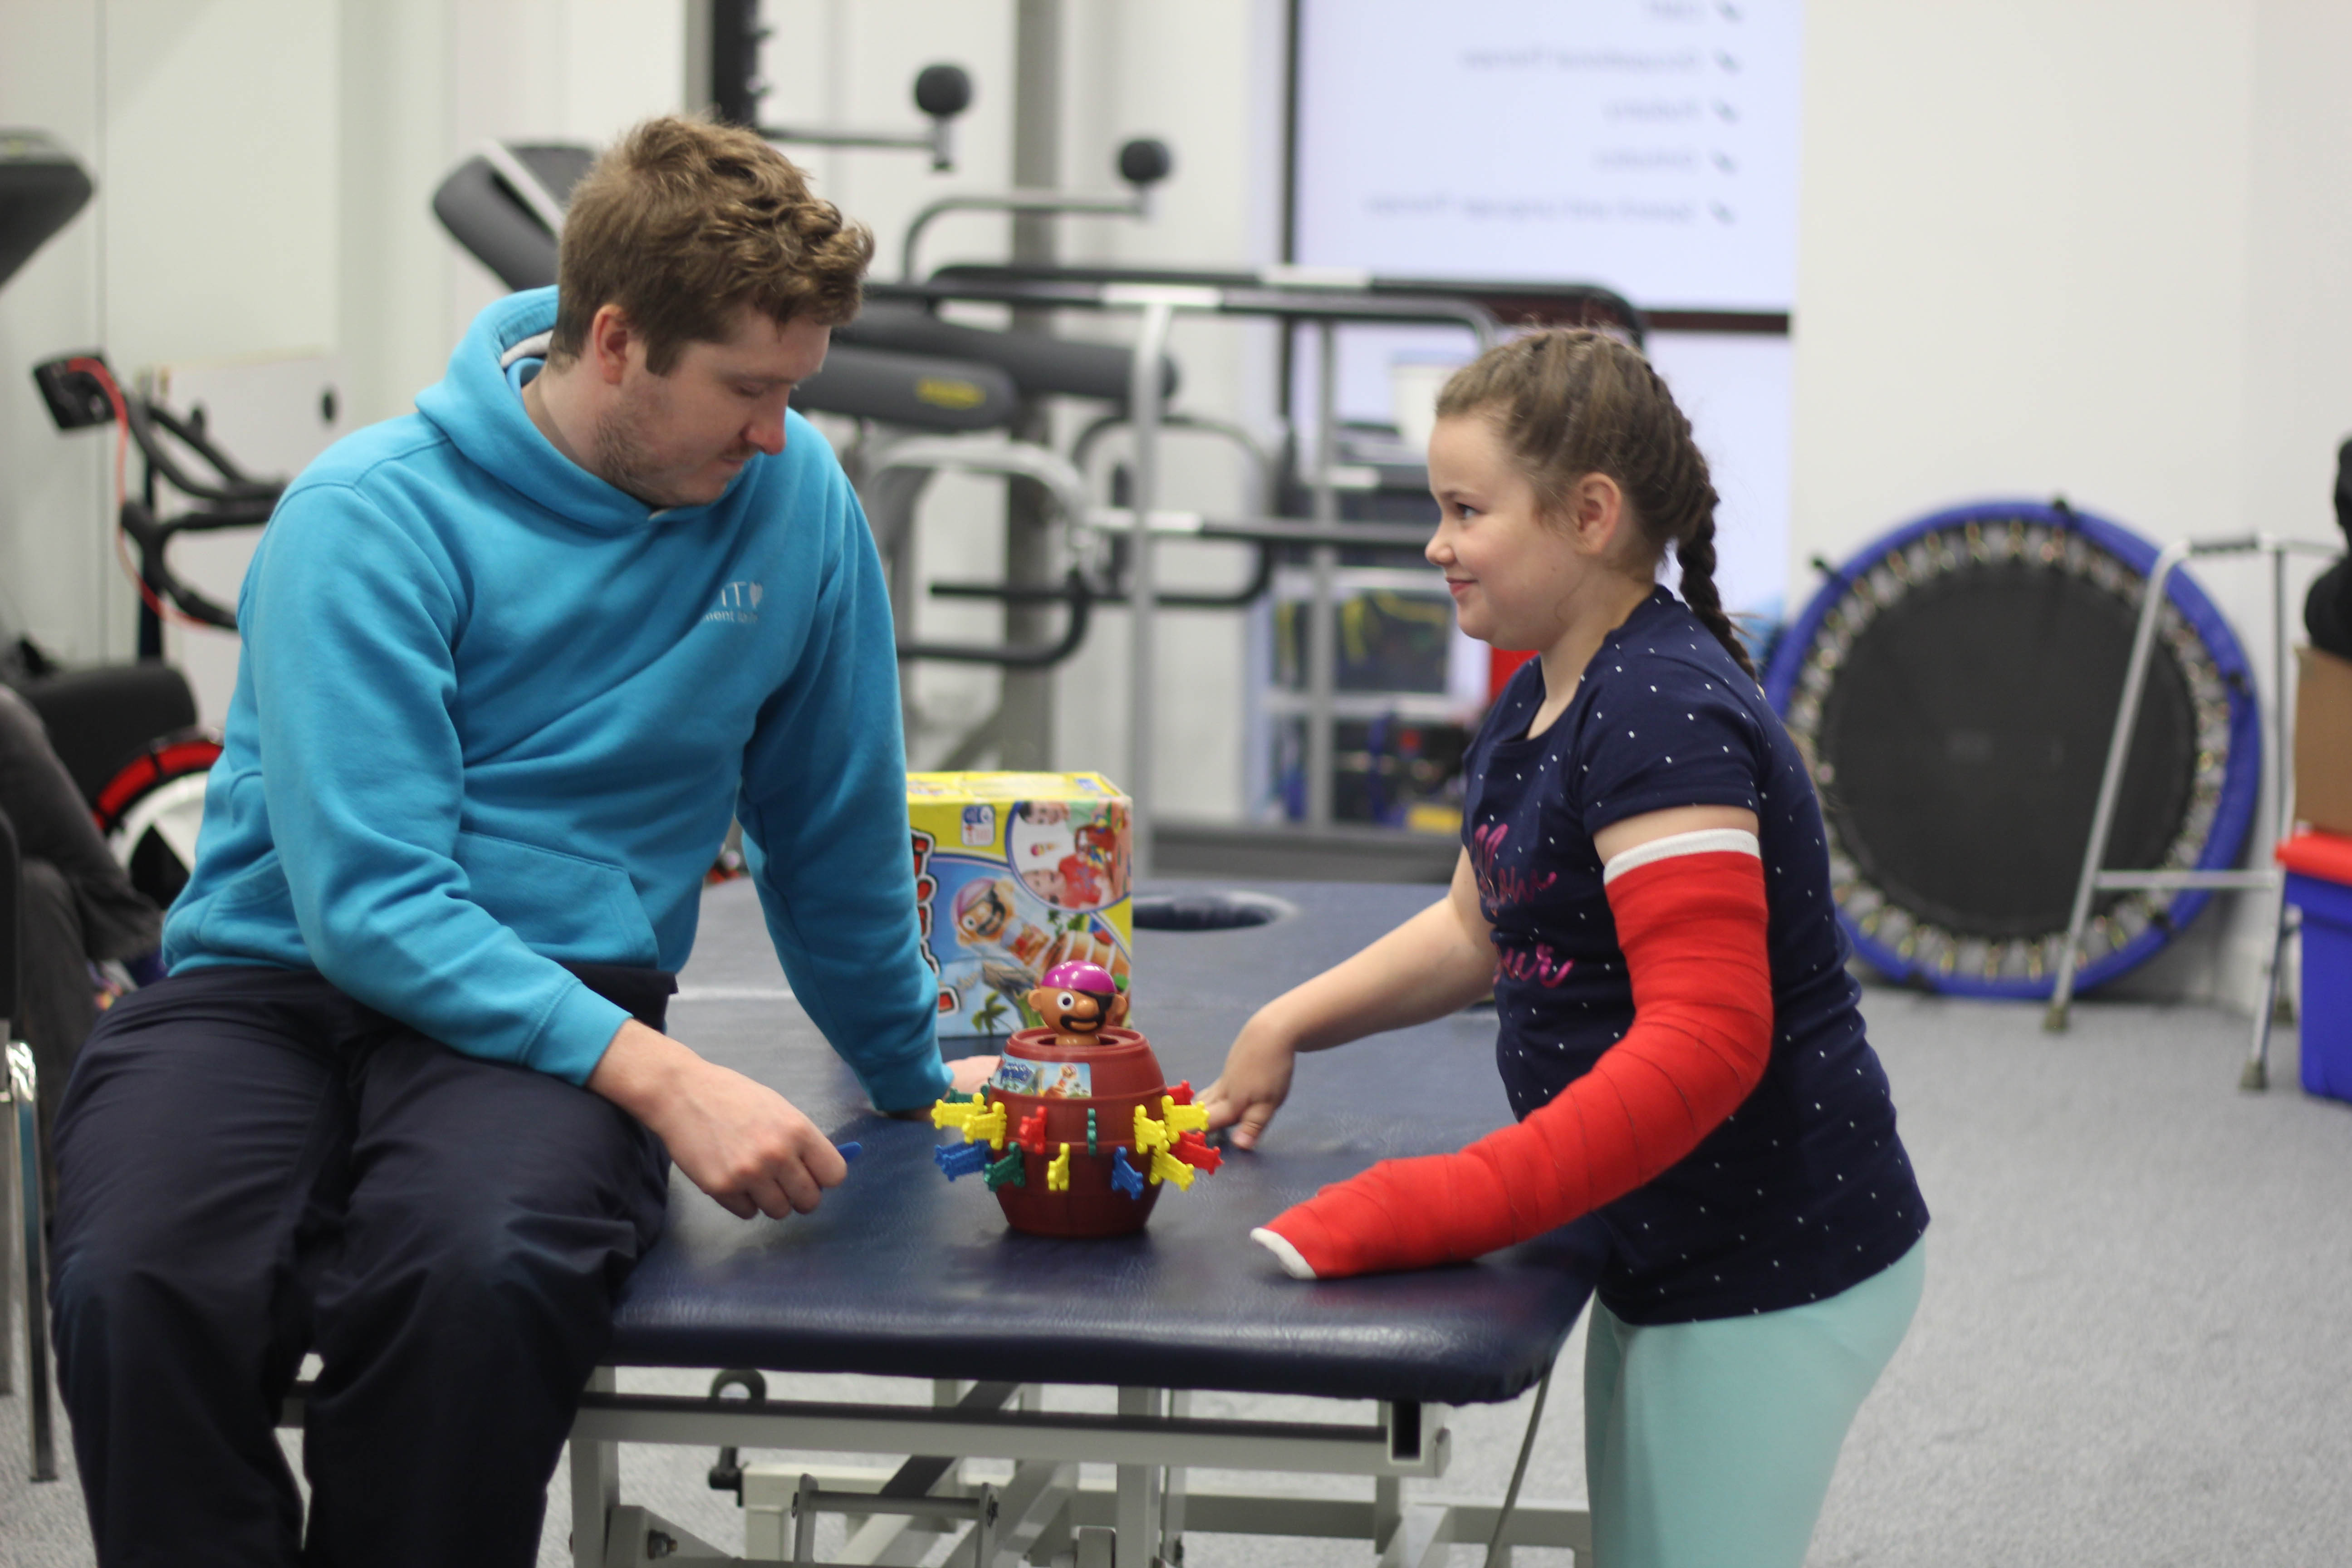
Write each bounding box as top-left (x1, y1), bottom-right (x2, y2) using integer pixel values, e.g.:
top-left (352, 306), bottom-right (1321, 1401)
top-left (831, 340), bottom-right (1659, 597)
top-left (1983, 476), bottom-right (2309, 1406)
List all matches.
top-left (735, 451), bottom-right (954, 1113)
top-left (591, 1021), bottom-right (996, 1218)
top-left (242, 486), bottom-right (632, 1079)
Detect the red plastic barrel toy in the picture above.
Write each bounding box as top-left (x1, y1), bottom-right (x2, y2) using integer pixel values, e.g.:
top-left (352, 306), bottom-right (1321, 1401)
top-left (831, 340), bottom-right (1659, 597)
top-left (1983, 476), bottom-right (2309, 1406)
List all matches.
top-left (929, 1024), bottom-right (1222, 1237)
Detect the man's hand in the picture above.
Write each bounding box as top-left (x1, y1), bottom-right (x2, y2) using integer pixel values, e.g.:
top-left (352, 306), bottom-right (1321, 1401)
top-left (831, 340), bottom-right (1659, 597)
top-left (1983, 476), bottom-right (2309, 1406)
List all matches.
top-left (588, 1019), bottom-right (847, 1220)
top-left (1201, 1014), bottom-right (1297, 1151)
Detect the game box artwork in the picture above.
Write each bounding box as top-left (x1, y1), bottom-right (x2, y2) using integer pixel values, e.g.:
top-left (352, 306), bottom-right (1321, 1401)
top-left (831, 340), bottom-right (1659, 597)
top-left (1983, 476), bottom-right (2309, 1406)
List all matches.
top-left (908, 772), bottom-right (1132, 1039)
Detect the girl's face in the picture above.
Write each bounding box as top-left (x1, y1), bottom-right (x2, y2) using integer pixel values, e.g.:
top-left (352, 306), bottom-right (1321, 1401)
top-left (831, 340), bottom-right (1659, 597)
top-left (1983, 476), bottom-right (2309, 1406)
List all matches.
top-left (1425, 413), bottom-right (1639, 652)
top-left (1426, 414), bottom-right (1580, 650)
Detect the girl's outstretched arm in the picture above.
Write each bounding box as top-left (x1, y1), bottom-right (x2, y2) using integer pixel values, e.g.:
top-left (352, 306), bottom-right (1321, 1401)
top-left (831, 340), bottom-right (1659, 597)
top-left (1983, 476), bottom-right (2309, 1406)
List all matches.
top-left (1202, 849), bottom-right (1496, 1150)
top-left (1250, 805), bottom-right (1769, 1278)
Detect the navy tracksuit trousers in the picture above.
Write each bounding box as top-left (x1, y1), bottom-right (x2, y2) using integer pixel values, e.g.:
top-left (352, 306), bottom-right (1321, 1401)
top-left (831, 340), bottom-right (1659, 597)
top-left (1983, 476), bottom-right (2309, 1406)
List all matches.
top-left (47, 965), bottom-right (675, 1567)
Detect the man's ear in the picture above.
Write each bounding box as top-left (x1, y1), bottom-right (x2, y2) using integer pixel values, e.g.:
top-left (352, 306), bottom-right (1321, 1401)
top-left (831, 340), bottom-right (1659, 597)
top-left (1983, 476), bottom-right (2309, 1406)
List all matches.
top-left (587, 304), bottom-right (638, 386)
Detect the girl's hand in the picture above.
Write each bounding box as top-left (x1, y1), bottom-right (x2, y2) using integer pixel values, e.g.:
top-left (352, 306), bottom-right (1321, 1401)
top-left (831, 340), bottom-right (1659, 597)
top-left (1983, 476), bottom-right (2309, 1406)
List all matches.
top-left (946, 1054), bottom-right (1000, 1095)
top-left (1202, 1014), bottom-right (1297, 1151)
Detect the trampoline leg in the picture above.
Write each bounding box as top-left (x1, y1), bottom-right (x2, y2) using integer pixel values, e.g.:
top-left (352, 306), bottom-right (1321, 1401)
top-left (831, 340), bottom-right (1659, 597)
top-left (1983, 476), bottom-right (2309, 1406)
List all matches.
top-left (2047, 543), bottom-right (2189, 1034)
top-left (571, 1367), bottom-right (619, 1568)
top-left (2242, 888), bottom-right (2293, 1092)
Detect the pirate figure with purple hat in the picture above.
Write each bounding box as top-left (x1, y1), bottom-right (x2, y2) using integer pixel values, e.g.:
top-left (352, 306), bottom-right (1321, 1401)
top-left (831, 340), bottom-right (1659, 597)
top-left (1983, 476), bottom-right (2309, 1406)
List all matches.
top-left (1025, 961), bottom-right (1129, 1048)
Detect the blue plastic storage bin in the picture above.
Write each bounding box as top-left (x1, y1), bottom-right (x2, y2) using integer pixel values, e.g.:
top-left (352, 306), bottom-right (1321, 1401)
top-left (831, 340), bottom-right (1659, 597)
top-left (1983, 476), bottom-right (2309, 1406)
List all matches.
top-left (2285, 869), bottom-right (2352, 1102)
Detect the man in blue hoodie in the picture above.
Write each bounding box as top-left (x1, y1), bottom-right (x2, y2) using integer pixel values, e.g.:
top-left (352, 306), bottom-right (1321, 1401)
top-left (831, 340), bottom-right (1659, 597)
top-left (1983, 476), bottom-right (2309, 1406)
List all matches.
top-left (46, 117), bottom-right (990, 1566)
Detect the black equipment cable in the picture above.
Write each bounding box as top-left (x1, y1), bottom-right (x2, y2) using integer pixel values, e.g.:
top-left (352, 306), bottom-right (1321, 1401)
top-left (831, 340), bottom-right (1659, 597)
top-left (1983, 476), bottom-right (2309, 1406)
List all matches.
top-left (1484, 1355), bottom-right (1556, 1566)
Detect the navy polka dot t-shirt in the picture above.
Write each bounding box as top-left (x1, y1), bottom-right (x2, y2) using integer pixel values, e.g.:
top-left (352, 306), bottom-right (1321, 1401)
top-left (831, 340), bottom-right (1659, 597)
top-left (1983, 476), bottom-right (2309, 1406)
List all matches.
top-left (1462, 588), bottom-right (1928, 1325)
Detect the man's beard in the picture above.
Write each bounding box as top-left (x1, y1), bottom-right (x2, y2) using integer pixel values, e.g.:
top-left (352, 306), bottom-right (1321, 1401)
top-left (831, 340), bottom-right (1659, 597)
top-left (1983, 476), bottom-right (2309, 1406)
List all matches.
top-left (589, 392), bottom-right (682, 508)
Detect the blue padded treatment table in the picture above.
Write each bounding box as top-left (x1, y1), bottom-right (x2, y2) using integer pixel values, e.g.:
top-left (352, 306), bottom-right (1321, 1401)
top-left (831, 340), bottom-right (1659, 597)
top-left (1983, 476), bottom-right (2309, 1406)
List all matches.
top-left (568, 877), bottom-right (1602, 1566)
top-left (614, 877), bottom-right (1601, 1406)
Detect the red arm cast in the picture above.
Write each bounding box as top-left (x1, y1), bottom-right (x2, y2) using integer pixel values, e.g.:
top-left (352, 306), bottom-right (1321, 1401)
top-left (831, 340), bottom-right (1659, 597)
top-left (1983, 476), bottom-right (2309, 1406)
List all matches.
top-left (1251, 835), bottom-right (1774, 1279)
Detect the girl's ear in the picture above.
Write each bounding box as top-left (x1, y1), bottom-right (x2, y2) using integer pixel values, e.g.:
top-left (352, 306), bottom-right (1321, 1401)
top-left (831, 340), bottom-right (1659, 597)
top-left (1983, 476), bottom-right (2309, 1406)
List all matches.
top-left (1563, 471), bottom-right (1630, 558)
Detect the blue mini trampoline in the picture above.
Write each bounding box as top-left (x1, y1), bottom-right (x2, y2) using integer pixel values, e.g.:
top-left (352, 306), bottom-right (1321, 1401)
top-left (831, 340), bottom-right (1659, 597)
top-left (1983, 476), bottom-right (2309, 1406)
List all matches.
top-left (1762, 500), bottom-right (2261, 999)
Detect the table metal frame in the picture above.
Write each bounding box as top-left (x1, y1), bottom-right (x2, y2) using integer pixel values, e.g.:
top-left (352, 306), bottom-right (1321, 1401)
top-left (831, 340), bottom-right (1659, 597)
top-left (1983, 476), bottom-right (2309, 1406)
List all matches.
top-left (547, 1371), bottom-right (1592, 1568)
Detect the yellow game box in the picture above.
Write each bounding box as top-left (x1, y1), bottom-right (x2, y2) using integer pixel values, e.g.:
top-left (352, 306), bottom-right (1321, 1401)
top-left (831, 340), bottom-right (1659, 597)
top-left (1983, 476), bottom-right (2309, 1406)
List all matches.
top-left (908, 772), bottom-right (1132, 1039)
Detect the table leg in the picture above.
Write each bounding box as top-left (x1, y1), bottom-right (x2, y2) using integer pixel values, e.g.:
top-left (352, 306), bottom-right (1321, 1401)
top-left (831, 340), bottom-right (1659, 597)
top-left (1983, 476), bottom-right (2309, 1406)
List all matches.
top-left (1374, 1503), bottom-right (1455, 1568)
top-left (572, 1367), bottom-right (620, 1568)
top-left (1158, 1391), bottom-right (1188, 1566)
top-left (1113, 1388), bottom-right (1161, 1568)
top-left (992, 1456), bottom-right (1077, 1567)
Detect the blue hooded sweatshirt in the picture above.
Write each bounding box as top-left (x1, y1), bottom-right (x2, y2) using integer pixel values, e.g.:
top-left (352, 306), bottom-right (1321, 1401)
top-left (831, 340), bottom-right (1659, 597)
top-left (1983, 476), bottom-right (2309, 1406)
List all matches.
top-left (162, 287), bottom-right (952, 1112)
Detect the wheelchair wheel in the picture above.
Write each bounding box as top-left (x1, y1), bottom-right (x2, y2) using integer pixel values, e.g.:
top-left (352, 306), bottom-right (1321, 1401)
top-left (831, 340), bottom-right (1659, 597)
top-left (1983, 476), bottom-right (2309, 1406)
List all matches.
top-left (93, 729), bottom-right (221, 908)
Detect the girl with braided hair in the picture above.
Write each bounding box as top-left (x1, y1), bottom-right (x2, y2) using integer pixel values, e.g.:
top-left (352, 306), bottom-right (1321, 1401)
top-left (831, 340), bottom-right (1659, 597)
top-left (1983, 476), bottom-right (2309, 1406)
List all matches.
top-left (1202, 329), bottom-right (1927, 1567)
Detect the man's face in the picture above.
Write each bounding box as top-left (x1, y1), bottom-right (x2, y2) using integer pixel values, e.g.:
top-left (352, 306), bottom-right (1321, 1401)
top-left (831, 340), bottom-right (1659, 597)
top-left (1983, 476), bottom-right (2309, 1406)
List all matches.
top-left (593, 306), bottom-right (831, 509)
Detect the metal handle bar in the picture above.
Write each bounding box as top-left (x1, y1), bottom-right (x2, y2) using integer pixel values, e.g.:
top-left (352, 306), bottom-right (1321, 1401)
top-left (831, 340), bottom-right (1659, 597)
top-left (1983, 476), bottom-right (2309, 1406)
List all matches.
top-left (118, 498), bottom-right (268, 631)
top-left (1064, 411), bottom-right (1280, 609)
top-left (1071, 410), bottom-right (1276, 504)
top-left (933, 513), bottom-right (1435, 613)
top-left (865, 279), bottom-right (1501, 348)
top-left (863, 438), bottom-right (1098, 669)
top-left (899, 568), bottom-right (1092, 668)
top-left (759, 63), bottom-right (970, 173)
top-left (931, 555), bottom-right (1276, 612)
top-left (864, 436), bottom-right (1093, 549)
top-left (926, 262), bottom-right (1646, 345)
top-left (1086, 509), bottom-right (1435, 553)
top-left (901, 191), bottom-right (1146, 282)
top-left (124, 398), bottom-right (284, 507)
top-left (763, 119), bottom-right (959, 170)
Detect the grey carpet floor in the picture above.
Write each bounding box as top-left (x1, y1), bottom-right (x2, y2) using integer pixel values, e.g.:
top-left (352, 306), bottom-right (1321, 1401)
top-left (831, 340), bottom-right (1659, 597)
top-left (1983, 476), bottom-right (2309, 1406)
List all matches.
top-left (5, 987), bottom-right (2347, 1564)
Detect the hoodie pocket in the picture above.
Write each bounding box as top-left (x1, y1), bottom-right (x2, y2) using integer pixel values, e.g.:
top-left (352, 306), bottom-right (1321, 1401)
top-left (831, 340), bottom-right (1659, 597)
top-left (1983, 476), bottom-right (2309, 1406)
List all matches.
top-left (453, 829), bottom-right (660, 966)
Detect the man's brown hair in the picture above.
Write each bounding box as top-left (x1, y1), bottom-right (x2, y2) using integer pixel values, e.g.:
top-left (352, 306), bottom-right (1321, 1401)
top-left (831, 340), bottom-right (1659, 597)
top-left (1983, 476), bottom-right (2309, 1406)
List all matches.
top-left (549, 115), bottom-right (874, 373)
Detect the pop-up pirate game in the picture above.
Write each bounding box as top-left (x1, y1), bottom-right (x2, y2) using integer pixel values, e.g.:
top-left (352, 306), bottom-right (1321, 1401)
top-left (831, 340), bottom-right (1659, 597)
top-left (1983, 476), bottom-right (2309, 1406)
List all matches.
top-left (909, 772), bottom-right (1132, 1039)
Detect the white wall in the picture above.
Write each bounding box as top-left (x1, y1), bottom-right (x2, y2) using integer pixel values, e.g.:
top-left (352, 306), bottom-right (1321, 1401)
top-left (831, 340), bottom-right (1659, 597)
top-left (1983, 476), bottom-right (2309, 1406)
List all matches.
top-left (341, 0), bottom-right (688, 429)
top-left (0, 2), bottom-right (108, 662)
top-left (754, 0), bottom-right (1020, 781)
top-left (1047, 0), bottom-right (1284, 819)
top-left (0, 0), bottom-right (685, 671)
top-left (752, 0), bottom-right (1282, 823)
top-left (0, 0), bottom-right (340, 667)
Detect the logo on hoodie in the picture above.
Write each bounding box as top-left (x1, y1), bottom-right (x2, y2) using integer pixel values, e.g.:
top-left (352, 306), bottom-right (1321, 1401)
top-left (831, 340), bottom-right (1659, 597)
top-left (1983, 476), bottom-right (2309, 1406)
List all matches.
top-left (704, 580), bottom-right (764, 626)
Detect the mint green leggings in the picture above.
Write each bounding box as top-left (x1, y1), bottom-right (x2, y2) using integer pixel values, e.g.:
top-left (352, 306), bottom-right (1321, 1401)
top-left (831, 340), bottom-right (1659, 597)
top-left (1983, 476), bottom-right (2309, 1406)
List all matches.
top-left (1582, 1240), bottom-right (1925, 1568)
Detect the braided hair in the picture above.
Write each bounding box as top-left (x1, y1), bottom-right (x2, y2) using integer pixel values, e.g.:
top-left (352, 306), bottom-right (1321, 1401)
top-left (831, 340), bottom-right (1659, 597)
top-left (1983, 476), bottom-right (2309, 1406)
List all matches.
top-left (1434, 329), bottom-right (1756, 681)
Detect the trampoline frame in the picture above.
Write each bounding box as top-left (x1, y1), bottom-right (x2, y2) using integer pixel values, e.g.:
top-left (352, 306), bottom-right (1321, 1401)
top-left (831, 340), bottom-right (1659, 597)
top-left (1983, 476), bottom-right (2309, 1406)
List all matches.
top-left (2044, 533), bottom-right (2343, 1093)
